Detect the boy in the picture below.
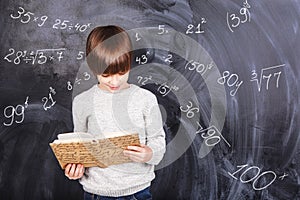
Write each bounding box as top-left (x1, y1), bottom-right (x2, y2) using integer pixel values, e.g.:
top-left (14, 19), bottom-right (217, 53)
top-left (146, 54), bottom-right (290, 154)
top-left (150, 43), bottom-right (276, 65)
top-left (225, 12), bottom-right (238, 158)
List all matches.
top-left (64, 25), bottom-right (166, 200)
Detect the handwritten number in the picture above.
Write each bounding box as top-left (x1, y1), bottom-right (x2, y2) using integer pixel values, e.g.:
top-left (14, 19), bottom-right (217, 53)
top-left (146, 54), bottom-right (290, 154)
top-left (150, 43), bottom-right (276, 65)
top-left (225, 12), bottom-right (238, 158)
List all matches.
top-left (14, 105), bottom-right (25, 123)
top-left (228, 164), bottom-right (248, 180)
top-left (230, 14), bottom-right (240, 28)
top-left (37, 52), bottom-right (47, 64)
top-left (217, 71), bottom-right (230, 85)
top-left (165, 54), bottom-right (173, 64)
top-left (180, 101), bottom-right (192, 113)
top-left (263, 74), bottom-right (272, 90)
top-left (14, 51), bottom-right (23, 64)
top-left (240, 8), bottom-right (250, 23)
top-left (229, 164), bottom-right (277, 191)
top-left (10, 7), bottom-right (25, 19)
top-left (53, 19), bottom-right (61, 29)
top-left (3, 104), bottom-right (25, 126)
top-left (4, 48), bottom-right (15, 62)
top-left (186, 24), bottom-right (193, 34)
top-left (21, 11), bottom-right (34, 24)
top-left (83, 72), bottom-right (90, 80)
top-left (158, 25), bottom-right (166, 34)
top-left (274, 71), bottom-right (282, 88)
top-left (60, 20), bottom-right (69, 29)
top-left (3, 106), bottom-right (15, 126)
top-left (77, 51), bottom-right (84, 60)
top-left (38, 16), bottom-right (48, 27)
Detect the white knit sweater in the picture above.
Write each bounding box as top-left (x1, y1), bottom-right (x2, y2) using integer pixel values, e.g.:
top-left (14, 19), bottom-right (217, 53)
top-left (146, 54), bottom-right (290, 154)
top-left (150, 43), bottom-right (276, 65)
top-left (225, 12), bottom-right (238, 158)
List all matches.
top-left (72, 84), bottom-right (166, 197)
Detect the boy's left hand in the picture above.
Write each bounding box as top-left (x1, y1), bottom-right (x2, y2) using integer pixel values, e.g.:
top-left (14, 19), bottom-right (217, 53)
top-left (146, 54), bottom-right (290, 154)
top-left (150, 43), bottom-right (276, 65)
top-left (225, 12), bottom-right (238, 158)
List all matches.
top-left (123, 144), bottom-right (153, 163)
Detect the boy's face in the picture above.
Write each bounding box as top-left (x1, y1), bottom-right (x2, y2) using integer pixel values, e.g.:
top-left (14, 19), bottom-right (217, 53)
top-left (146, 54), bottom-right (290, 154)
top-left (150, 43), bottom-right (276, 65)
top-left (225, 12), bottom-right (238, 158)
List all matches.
top-left (97, 72), bottom-right (130, 93)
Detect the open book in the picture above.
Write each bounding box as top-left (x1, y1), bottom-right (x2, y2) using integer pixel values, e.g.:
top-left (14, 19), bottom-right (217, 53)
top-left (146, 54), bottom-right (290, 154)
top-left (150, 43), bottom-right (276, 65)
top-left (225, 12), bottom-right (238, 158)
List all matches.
top-left (49, 132), bottom-right (140, 169)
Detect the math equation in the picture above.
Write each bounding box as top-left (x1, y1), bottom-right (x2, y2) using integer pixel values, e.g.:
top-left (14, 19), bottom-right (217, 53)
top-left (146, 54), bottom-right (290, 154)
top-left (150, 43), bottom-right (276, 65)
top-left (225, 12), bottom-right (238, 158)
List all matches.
top-left (217, 64), bottom-right (285, 96)
top-left (10, 6), bottom-right (91, 32)
top-left (4, 48), bottom-right (85, 65)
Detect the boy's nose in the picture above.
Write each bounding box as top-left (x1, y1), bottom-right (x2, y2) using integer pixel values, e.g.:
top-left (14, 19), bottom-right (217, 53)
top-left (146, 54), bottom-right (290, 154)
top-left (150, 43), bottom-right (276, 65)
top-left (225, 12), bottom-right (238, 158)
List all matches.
top-left (110, 75), bottom-right (120, 85)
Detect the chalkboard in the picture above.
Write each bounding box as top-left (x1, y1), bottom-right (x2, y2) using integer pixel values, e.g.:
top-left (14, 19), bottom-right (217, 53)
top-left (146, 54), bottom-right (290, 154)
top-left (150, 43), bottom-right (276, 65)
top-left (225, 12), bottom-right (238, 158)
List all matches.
top-left (1, 0), bottom-right (300, 199)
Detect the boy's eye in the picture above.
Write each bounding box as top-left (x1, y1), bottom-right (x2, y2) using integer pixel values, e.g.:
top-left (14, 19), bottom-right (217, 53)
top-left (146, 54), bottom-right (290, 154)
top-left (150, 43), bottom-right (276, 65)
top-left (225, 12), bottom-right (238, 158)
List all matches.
top-left (118, 71), bottom-right (127, 75)
top-left (101, 71), bottom-right (127, 77)
top-left (101, 74), bottom-right (109, 77)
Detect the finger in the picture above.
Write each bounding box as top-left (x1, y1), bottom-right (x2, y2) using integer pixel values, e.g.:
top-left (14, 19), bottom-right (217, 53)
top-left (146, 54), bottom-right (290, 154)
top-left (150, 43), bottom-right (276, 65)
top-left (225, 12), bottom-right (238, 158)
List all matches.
top-left (74, 164), bottom-right (83, 177)
top-left (77, 164), bottom-right (84, 175)
top-left (69, 164), bottom-right (76, 177)
top-left (79, 165), bottom-right (85, 175)
top-left (126, 146), bottom-right (144, 152)
top-left (123, 150), bottom-right (142, 157)
top-left (78, 164), bottom-right (83, 173)
top-left (65, 164), bottom-right (74, 178)
top-left (80, 167), bottom-right (85, 177)
top-left (73, 165), bottom-right (79, 177)
top-left (124, 150), bottom-right (147, 161)
top-left (64, 164), bottom-right (72, 175)
top-left (77, 164), bottom-right (83, 177)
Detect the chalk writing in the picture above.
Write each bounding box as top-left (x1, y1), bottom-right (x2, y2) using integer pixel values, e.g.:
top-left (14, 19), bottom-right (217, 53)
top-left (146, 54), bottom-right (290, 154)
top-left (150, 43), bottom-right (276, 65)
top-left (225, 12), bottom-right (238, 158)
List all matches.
top-left (67, 72), bottom-right (91, 91)
top-left (158, 25), bottom-right (169, 34)
top-left (137, 75), bottom-right (152, 85)
top-left (186, 18), bottom-right (207, 34)
top-left (135, 51), bottom-right (150, 65)
top-left (135, 33), bottom-right (141, 41)
top-left (4, 48), bottom-right (66, 65)
top-left (10, 6), bottom-right (91, 32)
top-left (185, 60), bottom-right (213, 76)
top-left (278, 173), bottom-right (288, 180)
top-left (3, 96), bottom-right (29, 126)
top-left (10, 6), bottom-right (47, 26)
top-left (196, 121), bottom-right (231, 147)
top-left (52, 19), bottom-right (91, 32)
top-left (180, 101), bottom-right (199, 119)
top-left (163, 54), bottom-right (173, 64)
top-left (136, 75), bottom-right (179, 97)
top-left (42, 87), bottom-right (56, 111)
top-left (250, 64), bottom-right (285, 92)
top-left (217, 70), bottom-right (243, 96)
top-left (226, 0), bottom-right (251, 32)
top-left (24, 96), bottom-right (29, 108)
top-left (49, 87), bottom-right (56, 95)
top-left (67, 81), bottom-right (73, 91)
top-left (76, 51), bottom-right (85, 60)
top-left (156, 82), bottom-right (179, 97)
top-left (228, 164), bottom-right (280, 190)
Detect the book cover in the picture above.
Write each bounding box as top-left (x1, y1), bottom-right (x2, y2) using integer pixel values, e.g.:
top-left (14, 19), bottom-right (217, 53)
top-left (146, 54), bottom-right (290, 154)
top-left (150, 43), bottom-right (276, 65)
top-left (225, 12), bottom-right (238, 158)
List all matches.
top-left (49, 132), bottom-right (140, 169)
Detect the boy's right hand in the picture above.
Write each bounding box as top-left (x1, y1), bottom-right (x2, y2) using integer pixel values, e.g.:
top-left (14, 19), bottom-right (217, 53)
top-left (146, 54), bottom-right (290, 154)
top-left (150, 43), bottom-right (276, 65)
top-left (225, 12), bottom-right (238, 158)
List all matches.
top-left (64, 163), bottom-right (85, 180)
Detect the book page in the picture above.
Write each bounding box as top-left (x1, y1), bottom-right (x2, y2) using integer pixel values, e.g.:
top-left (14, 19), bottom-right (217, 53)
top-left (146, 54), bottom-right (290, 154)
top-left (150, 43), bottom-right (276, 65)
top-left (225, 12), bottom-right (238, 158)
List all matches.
top-left (55, 132), bottom-right (94, 143)
top-left (100, 131), bottom-right (138, 139)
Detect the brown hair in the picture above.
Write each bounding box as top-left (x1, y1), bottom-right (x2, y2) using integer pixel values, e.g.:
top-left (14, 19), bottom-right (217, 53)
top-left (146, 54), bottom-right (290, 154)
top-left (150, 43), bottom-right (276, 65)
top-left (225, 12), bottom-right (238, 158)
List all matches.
top-left (86, 25), bottom-right (132, 76)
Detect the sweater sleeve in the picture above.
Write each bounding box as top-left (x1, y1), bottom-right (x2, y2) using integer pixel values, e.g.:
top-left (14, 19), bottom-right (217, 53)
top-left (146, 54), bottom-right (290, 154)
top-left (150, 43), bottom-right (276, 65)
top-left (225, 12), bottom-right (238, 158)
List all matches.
top-left (72, 96), bottom-right (88, 132)
top-left (143, 93), bottom-right (166, 165)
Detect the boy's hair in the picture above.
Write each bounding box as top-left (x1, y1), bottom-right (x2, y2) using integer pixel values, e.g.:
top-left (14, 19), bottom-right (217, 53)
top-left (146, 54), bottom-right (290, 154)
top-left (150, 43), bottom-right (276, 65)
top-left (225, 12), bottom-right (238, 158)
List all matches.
top-left (86, 25), bottom-right (132, 76)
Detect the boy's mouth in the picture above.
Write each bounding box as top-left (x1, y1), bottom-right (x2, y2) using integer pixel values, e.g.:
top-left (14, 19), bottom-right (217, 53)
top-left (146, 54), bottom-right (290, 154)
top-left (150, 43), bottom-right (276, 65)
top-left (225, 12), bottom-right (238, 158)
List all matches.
top-left (108, 85), bottom-right (120, 90)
